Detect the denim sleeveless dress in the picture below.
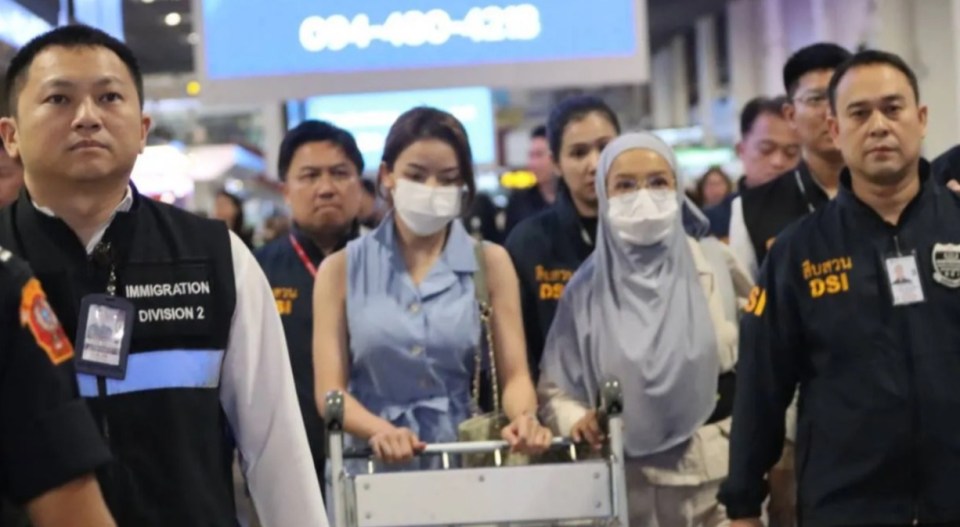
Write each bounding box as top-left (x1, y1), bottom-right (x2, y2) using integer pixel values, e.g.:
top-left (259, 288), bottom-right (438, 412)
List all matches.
top-left (343, 214), bottom-right (481, 471)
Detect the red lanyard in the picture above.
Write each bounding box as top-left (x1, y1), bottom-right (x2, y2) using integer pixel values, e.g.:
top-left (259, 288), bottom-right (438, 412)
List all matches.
top-left (288, 234), bottom-right (317, 277)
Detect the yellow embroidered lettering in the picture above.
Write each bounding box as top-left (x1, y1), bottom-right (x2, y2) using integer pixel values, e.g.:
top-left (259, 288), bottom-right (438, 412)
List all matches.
top-left (744, 287), bottom-right (761, 313)
top-left (808, 272), bottom-right (850, 298)
top-left (754, 289), bottom-right (767, 316)
top-left (744, 286), bottom-right (767, 316)
top-left (275, 299), bottom-right (293, 316)
top-left (535, 265), bottom-right (548, 282)
top-left (552, 283), bottom-right (565, 299)
top-left (810, 279), bottom-right (826, 298)
top-left (539, 283), bottom-right (553, 300)
top-left (825, 274), bottom-right (842, 294)
top-left (801, 256), bottom-right (855, 280)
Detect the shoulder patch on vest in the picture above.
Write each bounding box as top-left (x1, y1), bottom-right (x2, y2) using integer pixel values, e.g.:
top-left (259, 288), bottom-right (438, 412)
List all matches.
top-left (20, 278), bottom-right (73, 364)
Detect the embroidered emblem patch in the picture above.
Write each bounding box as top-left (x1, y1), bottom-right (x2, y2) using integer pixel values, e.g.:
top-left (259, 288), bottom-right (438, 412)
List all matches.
top-left (20, 278), bottom-right (73, 364)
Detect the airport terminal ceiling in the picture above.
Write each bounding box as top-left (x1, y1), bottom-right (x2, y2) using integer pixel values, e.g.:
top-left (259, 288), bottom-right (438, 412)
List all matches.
top-left (14, 0), bottom-right (57, 24)
top-left (121, 0), bottom-right (731, 75)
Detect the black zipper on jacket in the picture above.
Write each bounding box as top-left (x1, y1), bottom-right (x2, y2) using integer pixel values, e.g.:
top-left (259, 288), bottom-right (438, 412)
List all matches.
top-left (96, 376), bottom-right (110, 439)
top-left (95, 375), bottom-right (113, 506)
top-left (893, 233), bottom-right (921, 525)
top-left (86, 253), bottom-right (113, 442)
top-left (86, 251), bottom-right (114, 501)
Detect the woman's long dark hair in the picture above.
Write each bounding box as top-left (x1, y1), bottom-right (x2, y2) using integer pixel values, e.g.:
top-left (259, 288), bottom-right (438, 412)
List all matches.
top-left (217, 190), bottom-right (254, 248)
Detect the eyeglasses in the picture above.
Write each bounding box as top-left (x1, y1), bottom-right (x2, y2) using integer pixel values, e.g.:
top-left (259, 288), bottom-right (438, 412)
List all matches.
top-left (794, 91), bottom-right (829, 108)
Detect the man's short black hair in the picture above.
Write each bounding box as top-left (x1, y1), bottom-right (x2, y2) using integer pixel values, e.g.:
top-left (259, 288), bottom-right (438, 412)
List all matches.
top-left (278, 120), bottom-right (365, 181)
top-left (783, 43), bottom-right (852, 97)
top-left (4, 24), bottom-right (144, 116)
top-left (828, 49), bottom-right (920, 114)
top-left (740, 95), bottom-right (789, 137)
top-left (531, 124), bottom-right (547, 140)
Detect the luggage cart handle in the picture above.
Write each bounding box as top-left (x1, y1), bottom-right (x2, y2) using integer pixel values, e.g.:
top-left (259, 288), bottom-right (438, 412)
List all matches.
top-left (322, 377), bottom-right (624, 459)
top-left (324, 378), bottom-right (627, 527)
top-left (342, 437), bottom-right (574, 459)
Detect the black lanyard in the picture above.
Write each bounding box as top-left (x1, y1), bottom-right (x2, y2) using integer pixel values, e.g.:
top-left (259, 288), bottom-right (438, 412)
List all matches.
top-left (91, 241), bottom-right (119, 296)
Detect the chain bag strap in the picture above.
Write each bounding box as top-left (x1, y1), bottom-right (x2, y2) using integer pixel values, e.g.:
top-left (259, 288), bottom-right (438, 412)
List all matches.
top-left (458, 241), bottom-right (526, 467)
top-left (470, 240), bottom-right (498, 415)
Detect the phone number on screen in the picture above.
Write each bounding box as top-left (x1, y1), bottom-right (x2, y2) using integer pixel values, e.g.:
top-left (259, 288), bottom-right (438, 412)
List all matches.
top-left (298, 4), bottom-right (543, 52)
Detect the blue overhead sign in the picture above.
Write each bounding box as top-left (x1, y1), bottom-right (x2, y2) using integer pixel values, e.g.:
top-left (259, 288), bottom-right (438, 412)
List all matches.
top-left (200, 0), bottom-right (638, 79)
top-left (194, 0), bottom-right (649, 103)
top-left (73, 0), bottom-right (124, 42)
top-left (286, 86), bottom-right (497, 171)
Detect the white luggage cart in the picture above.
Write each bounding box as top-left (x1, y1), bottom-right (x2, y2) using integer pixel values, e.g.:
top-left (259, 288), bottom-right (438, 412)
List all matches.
top-left (324, 379), bottom-right (629, 527)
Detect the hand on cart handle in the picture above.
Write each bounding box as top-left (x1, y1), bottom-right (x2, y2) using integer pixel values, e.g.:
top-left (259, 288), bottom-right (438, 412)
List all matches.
top-left (500, 412), bottom-right (553, 455)
top-left (368, 426), bottom-right (427, 464)
top-left (570, 410), bottom-right (605, 451)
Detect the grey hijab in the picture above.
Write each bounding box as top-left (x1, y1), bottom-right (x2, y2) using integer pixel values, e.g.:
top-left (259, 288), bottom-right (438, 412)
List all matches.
top-left (540, 132), bottom-right (718, 457)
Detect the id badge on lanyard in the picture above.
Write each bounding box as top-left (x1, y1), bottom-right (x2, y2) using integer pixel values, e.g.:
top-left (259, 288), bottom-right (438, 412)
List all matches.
top-left (74, 242), bottom-right (135, 379)
top-left (884, 247), bottom-right (926, 307)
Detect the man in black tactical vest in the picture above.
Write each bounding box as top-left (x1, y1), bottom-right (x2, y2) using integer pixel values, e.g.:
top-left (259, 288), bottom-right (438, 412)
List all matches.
top-left (0, 25), bottom-right (325, 527)
top-left (729, 43), bottom-right (852, 278)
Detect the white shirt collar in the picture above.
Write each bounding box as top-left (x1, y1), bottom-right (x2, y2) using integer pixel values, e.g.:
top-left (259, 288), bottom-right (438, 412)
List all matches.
top-left (32, 185), bottom-right (135, 254)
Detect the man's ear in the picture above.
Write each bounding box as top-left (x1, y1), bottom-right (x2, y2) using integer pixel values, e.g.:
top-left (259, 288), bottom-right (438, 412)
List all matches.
top-left (827, 114), bottom-right (840, 144)
top-left (139, 114), bottom-right (153, 153)
top-left (783, 101), bottom-right (797, 129)
top-left (918, 104), bottom-right (928, 139)
top-left (0, 117), bottom-right (21, 160)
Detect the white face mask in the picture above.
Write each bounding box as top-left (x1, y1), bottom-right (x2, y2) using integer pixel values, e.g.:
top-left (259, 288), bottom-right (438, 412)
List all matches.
top-left (607, 189), bottom-right (679, 246)
top-left (392, 178), bottom-right (462, 236)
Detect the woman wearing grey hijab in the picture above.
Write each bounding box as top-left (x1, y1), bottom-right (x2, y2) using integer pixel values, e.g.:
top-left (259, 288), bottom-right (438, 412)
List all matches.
top-left (538, 132), bottom-right (753, 526)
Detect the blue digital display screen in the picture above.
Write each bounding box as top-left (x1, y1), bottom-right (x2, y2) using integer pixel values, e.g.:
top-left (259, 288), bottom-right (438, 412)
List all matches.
top-left (200, 0), bottom-right (638, 80)
top-left (286, 87), bottom-right (496, 172)
top-left (73, 0), bottom-right (124, 42)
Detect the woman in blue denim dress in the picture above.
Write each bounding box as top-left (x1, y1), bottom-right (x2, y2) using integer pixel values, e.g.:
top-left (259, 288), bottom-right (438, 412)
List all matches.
top-left (313, 107), bottom-right (551, 469)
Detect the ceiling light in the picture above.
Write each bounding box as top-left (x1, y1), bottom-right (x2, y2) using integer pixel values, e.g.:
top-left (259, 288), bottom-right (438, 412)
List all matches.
top-left (142, 0), bottom-right (155, 3)
top-left (187, 32), bottom-right (200, 45)
top-left (164, 12), bottom-right (182, 26)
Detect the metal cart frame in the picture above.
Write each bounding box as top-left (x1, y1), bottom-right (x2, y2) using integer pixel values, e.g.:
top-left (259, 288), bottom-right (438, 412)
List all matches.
top-left (324, 379), bottom-right (629, 527)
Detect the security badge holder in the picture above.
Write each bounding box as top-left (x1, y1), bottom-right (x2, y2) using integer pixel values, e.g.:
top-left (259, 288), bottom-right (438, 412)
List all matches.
top-left (884, 251), bottom-right (926, 307)
top-left (74, 294), bottom-right (135, 380)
